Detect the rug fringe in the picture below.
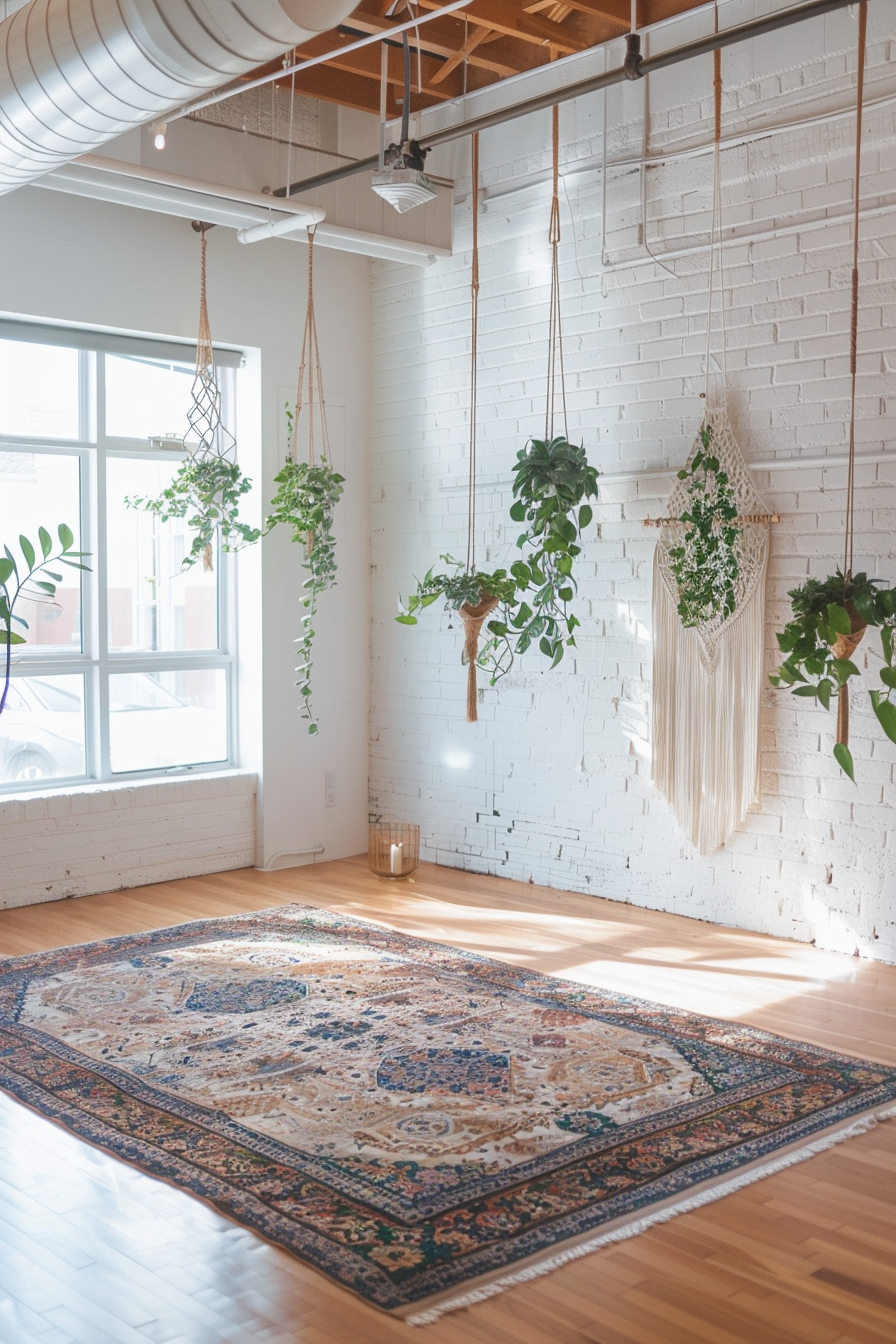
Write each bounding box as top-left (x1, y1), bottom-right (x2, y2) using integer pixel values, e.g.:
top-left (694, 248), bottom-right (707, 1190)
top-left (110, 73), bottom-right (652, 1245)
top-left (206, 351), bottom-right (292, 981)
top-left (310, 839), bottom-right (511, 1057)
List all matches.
top-left (404, 1105), bottom-right (894, 1326)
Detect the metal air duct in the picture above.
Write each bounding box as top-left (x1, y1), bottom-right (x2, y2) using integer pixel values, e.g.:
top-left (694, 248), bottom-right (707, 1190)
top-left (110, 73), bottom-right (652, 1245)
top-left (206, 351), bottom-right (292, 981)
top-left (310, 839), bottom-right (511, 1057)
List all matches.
top-left (0, 0), bottom-right (358, 195)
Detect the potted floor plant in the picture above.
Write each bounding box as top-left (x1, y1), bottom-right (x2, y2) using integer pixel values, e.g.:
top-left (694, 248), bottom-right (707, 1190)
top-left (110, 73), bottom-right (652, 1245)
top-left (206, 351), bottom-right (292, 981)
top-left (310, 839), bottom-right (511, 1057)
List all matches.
top-left (1, 526), bottom-right (91, 716)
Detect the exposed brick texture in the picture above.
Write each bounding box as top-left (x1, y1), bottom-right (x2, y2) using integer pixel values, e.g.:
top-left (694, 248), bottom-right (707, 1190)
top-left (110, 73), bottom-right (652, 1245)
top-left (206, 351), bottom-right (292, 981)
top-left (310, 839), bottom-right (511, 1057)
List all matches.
top-left (369, 12), bottom-right (896, 963)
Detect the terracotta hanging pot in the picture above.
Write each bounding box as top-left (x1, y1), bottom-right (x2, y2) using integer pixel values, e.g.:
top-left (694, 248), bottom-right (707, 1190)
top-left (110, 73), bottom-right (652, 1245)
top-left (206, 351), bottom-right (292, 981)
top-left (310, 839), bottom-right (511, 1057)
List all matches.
top-left (460, 595), bottom-right (499, 723)
top-left (832, 602), bottom-right (867, 745)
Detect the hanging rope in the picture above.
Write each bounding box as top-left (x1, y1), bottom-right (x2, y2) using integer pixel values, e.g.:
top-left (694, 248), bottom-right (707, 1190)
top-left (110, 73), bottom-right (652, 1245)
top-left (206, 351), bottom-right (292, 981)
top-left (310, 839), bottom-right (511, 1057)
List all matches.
top-left (844, 0), bottom-right (867, 582)
top-left (545, 106), bottom-right (568, 441)
top-left (834, 0), bottom-right (868, 746)
top-left (704, 8), bottom-right (728, 401)
top-left (186, 226), bottom-right (234, 467)
top-left (465, 132), bottom-right (480, 574)
top-left (293, 227), bottom-right (329, 468)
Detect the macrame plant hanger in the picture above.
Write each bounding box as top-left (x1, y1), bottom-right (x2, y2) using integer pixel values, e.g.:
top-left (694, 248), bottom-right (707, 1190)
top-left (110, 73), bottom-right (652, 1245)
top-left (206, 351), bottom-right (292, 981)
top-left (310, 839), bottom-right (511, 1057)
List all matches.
top-left (833, 0), bottom-right (869, 749)
top-left (650, 33), bottom-right (774, 855)
top-left (188, 225), bottom-right (237, 571)
top-left (546, 105), bottom-right (568, 445)
top-left (292, 227), bottom-right (329, 484)
top-left (459, 133), bottom-right (494, 723)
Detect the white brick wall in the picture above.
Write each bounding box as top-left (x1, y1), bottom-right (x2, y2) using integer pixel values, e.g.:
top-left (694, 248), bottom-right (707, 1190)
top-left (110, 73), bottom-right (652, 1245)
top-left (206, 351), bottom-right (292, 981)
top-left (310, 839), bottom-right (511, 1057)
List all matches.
top-left (369, 6), bottom-right (896, 964)
top-left (0, 772), bottom-right (256, 908)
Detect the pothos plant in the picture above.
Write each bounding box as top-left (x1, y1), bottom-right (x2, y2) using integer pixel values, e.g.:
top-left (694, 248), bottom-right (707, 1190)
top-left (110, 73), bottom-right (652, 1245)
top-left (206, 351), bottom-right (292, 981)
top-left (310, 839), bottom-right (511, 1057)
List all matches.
top-left (1, 525), bottom-right (91, 716)
top-left (266, 422), bottom-right (345, 734)
top-left (666, 424), bottom-right (741, 627)
top-left (125, 455), bottom-right (261, 571)
top-left (770, 570), bottom-right (896, 781)
top-left (397, 435), bottom-right (599, 684)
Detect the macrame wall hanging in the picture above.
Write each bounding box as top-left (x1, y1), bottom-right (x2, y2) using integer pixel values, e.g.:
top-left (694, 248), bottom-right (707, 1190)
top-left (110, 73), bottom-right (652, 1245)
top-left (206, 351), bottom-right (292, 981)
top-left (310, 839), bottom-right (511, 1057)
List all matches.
top-left (266, 229), bottom-right (345, 734)
top-left (648, 41), bottom-right (777, 855)
top-left (126, 225), bottom-right (259, 569)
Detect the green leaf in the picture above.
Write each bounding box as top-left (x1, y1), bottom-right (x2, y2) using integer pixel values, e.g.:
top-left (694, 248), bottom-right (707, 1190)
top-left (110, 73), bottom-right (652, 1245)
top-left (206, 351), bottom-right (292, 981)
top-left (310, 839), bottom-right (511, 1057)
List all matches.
top-left (817, 679), bottom-right (833, 711)
top-left (831, 658), bottom-right (861, 684)
top-left (58, 559), bottom-right (92, 571)
top-left (833, 742), bottom-right (855, 782)
top-left (395, 614), bottom-right (417, 625)
top-left (551, 643), bottom-right (564, 668)
top-left (509, 500), bottom-right (527, 523)
top-left (0, 630), bottom-right (26, 645)
top-left (38, 526), bottom-right (52, 560)
top-left (32, 581), bottom-right (56, 595)
top-left (19, 535), bottom-right (35, 570)
top-left (539, 636), bottom-right (552, 657)
top-left (826, 603), bottom-right (852, 636)
top-left (882, 626), bottom-right (894, 666)
top-left (578, 504), bottom-right (592, 530)
top-left (58, 523), bottom-right (74, 551)
top-left (880, 666), bottom-right (896, 689)
top-left (870, 690), bottom-right (896, 745)
top-left (0, 558), bottom-right (13, 586)
top-left (792, 685), bottom-right (819, 698)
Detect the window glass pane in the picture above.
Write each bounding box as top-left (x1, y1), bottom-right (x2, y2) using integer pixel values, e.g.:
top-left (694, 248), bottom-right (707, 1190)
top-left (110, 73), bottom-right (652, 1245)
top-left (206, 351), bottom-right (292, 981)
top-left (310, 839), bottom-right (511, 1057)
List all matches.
top-left (0, 674), bottom-right (86, 784)
top-left (106, 457), bottom-right (219, 653)
top-left (105, 354), bottom-right (196, 442)
top-left (109, 669), bottom-right (228, 774)
top-left (0, 340), bottom-right (80, 440)
top-left (0, 452), bottom-right (83, 652)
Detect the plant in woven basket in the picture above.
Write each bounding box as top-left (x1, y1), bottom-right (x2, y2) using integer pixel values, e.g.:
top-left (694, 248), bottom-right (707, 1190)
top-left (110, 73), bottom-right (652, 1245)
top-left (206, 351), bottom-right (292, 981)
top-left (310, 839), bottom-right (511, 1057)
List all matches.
top-left (126, 455), bottom-right (261, 571)
top-left (1, 525), bottom-right (91, 716)
top-left (266, 452), bottom-right (345, 735)
top-left (770, 569), bottom-right (896, 780)
top-left (666, 424), bottom-right (742, 627)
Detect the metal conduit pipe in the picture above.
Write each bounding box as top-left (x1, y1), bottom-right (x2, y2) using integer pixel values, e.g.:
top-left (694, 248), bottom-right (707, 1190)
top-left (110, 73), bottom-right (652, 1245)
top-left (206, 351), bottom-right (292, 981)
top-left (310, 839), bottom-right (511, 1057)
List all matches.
top-left (274, 0), bottom-right (864, 200)
top-left (0, 0), bottom-right (360, 195)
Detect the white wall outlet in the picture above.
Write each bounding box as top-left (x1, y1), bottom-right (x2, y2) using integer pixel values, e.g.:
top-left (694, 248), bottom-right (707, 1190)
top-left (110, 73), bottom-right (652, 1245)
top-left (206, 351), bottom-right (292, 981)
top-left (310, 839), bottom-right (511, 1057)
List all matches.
top-left (325, 772), bottom-right (336, 808)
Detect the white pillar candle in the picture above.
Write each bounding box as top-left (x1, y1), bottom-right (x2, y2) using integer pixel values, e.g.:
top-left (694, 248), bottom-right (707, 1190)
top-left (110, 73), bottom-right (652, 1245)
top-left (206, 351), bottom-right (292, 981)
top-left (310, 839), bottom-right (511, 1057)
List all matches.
top-left (390, 842), bottom-right (403, 875)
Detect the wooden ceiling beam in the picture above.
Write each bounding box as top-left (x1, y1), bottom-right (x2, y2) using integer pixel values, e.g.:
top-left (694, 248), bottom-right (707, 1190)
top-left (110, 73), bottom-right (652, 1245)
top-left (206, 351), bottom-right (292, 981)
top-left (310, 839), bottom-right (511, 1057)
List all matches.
top-left (412, 0), bottom-right (583, 52)
top-left (429, 24), bottom-right (493, 85)
top-left (332, 13), bottom-right (546, 77)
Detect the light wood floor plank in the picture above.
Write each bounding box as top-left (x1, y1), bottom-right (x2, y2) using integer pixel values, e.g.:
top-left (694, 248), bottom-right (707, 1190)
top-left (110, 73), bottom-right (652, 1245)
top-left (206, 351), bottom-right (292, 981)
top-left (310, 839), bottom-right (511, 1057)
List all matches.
top-left (0, 856), bottom-right (894, 1343)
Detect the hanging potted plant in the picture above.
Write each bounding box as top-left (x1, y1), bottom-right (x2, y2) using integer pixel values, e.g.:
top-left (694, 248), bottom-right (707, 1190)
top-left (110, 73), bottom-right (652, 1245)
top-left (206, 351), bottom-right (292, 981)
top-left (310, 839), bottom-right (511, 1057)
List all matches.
top-left (398, 435), bottom-right (599, 695)
top-left (1, 525), bottom-right (91, 716)
top-left (126, 226), bottom-right (259, 570)
top-left (266, 407), bottom-right (344, 736)
top-left (266, 231), bottom-right (345, 734)
top-left (769, 571), bottom-right (896, 780)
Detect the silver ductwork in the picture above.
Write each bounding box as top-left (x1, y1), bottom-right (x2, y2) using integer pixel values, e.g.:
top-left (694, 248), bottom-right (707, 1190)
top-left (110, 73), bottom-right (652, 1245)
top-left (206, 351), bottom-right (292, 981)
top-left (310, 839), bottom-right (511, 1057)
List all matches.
top-left (0, 0), bottom-right (358, 195)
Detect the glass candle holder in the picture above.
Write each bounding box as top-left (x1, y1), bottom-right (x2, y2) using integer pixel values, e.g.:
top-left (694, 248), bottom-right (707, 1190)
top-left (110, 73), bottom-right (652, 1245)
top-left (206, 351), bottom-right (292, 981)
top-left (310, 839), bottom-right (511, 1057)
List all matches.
top-left (368, 822), bottom-right (420, 880)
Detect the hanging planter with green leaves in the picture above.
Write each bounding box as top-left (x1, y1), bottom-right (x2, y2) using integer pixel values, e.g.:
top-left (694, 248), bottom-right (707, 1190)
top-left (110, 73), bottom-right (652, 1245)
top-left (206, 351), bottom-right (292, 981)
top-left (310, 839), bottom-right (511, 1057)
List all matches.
top-left (769, 571), bottom-right (896, 781)
top-left (271, 231), bottom-right (344, 735)
top-left (126, 226), bottom-right (259, 570)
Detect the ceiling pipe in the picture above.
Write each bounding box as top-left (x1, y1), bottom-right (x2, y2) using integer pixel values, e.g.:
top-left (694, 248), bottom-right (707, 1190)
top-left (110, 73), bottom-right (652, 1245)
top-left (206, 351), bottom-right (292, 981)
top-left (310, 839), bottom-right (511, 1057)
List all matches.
top-left (274, 0), bottom-right (863, 199)
top-left (0, 0), bottom-right (360, 195)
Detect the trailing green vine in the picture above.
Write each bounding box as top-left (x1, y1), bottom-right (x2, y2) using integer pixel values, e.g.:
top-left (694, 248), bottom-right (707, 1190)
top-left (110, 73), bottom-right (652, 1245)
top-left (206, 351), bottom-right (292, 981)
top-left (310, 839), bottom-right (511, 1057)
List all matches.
top-left (770, 569), bottom-right (896, 780)
top-left (126, 456), bottom-right (261, 571)
top-left (266, 455), bottom-right (345, 734)
top-left (667, 424), bottom-right (741, 626)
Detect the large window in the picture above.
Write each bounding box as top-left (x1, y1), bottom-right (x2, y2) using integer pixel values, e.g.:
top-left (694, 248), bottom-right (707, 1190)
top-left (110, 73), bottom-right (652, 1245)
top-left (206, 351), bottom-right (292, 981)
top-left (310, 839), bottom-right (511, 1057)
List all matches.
top-left (0, 330), bottom-right (240, 789)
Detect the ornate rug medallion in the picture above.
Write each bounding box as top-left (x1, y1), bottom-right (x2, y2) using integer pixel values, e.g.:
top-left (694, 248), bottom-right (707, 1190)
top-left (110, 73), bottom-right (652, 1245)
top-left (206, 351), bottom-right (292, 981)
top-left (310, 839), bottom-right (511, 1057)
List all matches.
top-left (1, 904), bottom-right (894, 1318)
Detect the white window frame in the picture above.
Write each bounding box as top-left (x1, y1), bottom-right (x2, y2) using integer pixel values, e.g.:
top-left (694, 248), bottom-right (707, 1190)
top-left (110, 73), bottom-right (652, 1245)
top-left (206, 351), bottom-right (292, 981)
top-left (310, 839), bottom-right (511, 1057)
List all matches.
top-left (1, 336), bottom-right (242, 791)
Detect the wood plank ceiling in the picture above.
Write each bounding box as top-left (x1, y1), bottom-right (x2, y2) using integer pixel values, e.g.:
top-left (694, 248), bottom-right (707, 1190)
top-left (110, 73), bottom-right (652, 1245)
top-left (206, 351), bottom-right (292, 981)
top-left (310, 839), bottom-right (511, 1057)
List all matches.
top-left (248, 0), bottom-right (713, 120)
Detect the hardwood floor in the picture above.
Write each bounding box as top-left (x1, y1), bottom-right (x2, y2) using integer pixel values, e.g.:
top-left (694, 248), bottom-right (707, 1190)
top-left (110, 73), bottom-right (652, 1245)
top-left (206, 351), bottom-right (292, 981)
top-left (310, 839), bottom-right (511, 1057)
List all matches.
top-left (0, 856), bottom-right (894, 1344)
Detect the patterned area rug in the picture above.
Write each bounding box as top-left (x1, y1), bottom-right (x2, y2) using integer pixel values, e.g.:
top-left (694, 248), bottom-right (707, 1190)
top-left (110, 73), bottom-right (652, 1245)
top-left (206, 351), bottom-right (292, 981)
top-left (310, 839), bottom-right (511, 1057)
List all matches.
top-left (1, 904), bottom-right (895, 1322)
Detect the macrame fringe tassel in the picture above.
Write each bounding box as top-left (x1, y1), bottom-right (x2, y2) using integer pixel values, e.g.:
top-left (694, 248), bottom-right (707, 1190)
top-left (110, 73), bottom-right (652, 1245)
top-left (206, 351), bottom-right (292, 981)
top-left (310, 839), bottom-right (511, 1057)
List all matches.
top-left (460, 597), bottom-right (498, 723)
top-left (652, 544), bottom-right (768, 854)
top-left (405, 1102), bottom-right (896, 1326)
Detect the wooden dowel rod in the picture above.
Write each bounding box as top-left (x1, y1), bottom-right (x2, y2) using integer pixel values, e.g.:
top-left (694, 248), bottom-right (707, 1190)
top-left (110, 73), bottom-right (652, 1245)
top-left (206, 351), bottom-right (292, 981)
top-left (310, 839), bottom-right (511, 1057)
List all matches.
top-left (642, 513), bottom-right (781, 527)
